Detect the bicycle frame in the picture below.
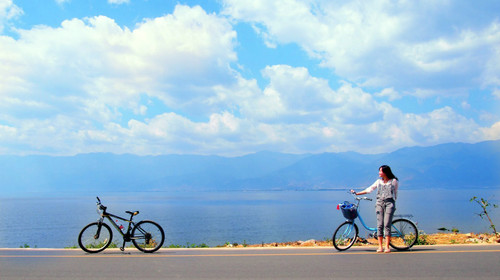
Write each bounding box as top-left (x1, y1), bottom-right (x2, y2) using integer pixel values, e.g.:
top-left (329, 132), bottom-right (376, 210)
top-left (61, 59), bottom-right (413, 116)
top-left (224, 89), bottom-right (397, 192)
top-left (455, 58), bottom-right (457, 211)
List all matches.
top-left (344, 194), bottom-right (414, 238)
top-left (99, 212), bottom-right (136, 241)
top-left (95, 197), bottom-right (140, 246)
top-left (355, 211), bottom-right (377, 233)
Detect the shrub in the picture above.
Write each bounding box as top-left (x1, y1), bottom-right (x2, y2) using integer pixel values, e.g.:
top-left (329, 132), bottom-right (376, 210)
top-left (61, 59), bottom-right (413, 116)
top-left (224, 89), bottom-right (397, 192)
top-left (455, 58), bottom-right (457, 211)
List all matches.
top-left (415, 231), bottom-right (436, 245)
top-left (470, 196), bottom-right (499, 237)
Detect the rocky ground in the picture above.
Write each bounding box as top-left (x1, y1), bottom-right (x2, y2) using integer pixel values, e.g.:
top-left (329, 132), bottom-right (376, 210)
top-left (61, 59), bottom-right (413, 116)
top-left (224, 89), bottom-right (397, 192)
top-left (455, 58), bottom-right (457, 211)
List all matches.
top-left (223, 233), bottom-right (500, 248)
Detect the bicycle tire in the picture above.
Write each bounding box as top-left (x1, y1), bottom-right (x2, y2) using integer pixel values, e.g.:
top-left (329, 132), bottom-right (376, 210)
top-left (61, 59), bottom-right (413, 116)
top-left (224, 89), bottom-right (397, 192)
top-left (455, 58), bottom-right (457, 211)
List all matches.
top-left (389, 218), bottom-right (418, 250)
top-left (131, 220), bottom-right (165, 253)
top-left (78, 222), bottom-right (113, 253)
top-left (333, 221), bottom-right (358, 251)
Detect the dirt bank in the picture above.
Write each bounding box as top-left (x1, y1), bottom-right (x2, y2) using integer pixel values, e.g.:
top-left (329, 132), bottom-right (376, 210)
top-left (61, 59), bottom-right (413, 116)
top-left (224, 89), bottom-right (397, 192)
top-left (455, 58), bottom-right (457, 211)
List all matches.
top-left (223, 233), bottom-right (500, 248)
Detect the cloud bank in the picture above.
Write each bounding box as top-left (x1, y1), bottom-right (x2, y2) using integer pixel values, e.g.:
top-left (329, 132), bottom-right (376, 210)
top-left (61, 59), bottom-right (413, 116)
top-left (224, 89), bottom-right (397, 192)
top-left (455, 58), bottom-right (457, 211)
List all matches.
top-left (0, 1), bottom-right (499, 156)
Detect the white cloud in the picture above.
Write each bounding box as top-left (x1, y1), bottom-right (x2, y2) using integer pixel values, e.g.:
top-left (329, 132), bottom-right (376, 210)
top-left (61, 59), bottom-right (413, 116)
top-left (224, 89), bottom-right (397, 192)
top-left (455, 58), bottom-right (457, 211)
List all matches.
top-left (493, 88), bottom-right (500, 100)
top-left (401, 106), bottom-right (481, 144)
top-left (375, 87), bottom-right (400, 101)
top-left (1, 63), bottom-right (492, 156)
top-left (481, 121), bottom-right (500, 140)
top-left (0, 2), bottom-right (498, 156)
top-left (1, 5), bottom-right (237, 118)
top-left (0, 0), bottom-right (23, 33)
top-left (143, 66), bottom-right (491, 155)
top-left (403, 20), bottom-right (500, 89)
top-left (253, 65), bottom-right (339, 122)
top-left (108, 0), bottom-right (129, 4)
top-left (222, 0), bottom-right (500, 92)
top-left (482, 23), bottom-right (500, 87)
top-left (55, 0), bottom-right (71, 5)
top-left (0, 5), bottom-right (240, 155)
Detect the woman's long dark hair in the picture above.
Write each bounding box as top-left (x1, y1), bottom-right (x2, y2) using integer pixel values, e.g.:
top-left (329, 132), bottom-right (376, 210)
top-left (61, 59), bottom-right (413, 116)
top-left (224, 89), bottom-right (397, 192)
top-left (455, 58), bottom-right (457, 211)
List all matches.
top-left (380, 165), bottom-right (398, 181)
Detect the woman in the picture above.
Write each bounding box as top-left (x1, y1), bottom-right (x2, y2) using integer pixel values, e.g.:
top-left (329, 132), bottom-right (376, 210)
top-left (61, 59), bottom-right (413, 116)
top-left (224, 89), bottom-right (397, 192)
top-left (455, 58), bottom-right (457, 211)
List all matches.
top-left (352, 165), bottom-right (399, 253)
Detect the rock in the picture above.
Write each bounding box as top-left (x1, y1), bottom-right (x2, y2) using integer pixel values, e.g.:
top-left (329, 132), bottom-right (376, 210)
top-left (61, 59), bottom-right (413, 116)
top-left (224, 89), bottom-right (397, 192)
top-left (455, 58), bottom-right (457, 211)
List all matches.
top-left (301, 239), bottom-right (316, 246)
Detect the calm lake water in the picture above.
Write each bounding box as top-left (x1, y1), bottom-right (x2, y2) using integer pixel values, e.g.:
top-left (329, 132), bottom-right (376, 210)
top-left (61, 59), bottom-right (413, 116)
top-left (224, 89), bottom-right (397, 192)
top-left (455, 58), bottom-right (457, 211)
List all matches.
top-left (0, 188), bottom-right (499, 248)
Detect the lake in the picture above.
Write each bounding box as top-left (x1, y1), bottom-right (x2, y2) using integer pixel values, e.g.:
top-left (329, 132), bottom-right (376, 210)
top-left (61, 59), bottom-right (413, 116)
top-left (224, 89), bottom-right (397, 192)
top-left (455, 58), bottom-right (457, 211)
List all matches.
top-left (0, 188), bottom-right (499, 248)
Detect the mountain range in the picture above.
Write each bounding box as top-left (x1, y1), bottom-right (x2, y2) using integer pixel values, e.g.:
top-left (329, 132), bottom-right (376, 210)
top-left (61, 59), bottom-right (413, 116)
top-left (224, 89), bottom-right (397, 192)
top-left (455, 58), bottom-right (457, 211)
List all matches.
top-left (1, 140), bottom-right (499, 195)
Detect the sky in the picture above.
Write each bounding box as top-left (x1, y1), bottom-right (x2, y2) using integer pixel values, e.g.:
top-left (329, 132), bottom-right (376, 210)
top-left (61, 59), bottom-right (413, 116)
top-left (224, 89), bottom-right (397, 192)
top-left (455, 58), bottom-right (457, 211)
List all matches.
top-left (1, 0), bottom-right (500, 156)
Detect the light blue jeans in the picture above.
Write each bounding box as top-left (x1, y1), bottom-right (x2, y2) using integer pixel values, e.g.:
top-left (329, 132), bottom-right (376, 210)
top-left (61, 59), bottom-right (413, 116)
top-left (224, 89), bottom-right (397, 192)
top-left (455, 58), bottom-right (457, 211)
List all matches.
top-left (376, 198), bottom-right (396, 237)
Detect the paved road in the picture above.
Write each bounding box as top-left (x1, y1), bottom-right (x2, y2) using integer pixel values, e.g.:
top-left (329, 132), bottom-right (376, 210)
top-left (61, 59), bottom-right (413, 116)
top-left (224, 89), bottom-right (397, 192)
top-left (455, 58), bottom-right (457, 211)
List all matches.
top-left (1, 245), bottom-right (499, 279)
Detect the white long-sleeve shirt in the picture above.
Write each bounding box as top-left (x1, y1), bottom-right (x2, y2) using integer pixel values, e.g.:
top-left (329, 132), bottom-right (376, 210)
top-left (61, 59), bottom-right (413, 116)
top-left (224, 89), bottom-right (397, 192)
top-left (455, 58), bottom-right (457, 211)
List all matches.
top-left (361, 178), bottom-right (399, 200)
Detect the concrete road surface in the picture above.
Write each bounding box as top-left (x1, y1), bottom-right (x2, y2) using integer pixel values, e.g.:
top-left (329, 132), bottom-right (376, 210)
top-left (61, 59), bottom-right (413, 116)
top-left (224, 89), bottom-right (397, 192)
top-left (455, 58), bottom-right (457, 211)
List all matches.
top-left (1, 245), bottom-right (499, 279)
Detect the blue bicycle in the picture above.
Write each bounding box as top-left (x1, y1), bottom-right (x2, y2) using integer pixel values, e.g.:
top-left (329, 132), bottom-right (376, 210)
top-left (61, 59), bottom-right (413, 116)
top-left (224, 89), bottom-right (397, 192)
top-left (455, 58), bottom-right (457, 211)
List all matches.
top-left (333, 192), bottom-right (418, 251)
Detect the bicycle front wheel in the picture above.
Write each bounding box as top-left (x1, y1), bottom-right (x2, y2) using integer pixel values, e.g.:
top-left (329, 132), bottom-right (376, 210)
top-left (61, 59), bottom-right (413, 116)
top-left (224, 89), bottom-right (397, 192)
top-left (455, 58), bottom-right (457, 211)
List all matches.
top-left (333, 221), bottom-right (358, 251)
top-left (78, 222), bottom-right (113, 253)
top-left (389, 219), bottom-right (418, 250)
top-left (131, 220), bottom-right (165, 253)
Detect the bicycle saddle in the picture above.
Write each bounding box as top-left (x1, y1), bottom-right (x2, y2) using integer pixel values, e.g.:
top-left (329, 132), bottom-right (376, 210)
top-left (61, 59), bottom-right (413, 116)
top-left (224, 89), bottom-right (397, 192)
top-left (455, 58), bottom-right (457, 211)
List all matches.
top-left (126, 211), bottom-right (139, 216)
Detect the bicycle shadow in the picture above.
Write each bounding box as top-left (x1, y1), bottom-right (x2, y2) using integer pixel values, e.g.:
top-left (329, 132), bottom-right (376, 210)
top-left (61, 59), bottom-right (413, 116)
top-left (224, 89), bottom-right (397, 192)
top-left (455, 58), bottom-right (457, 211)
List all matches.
top-left (351, 246), bottom-right (437, 253)
top-left (81, 249), bottom-right (178, 256)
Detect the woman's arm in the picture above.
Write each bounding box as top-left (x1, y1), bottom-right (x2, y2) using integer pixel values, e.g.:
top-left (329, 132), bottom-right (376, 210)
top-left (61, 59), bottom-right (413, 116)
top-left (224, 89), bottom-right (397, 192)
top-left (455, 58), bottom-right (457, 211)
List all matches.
top-left (393, 179), bottom-right (399, 199)
top-left (352, 180), bottom-right (378, 195)
top-left (355, 190), bottom-right (369, 195)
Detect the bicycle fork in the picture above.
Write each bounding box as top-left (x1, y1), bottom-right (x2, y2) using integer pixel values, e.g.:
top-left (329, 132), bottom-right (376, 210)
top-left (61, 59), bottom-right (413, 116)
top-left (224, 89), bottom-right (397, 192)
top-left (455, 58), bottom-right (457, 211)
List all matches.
top-left (94, 219), bottom-right (104, 239)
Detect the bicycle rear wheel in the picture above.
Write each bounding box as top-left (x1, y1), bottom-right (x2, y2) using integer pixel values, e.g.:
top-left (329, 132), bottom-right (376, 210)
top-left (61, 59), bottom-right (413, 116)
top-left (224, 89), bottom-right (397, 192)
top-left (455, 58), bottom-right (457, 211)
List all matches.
top-left (332, 221), bottom-right (358, 251)
top-left (131, 220), bottom-right (165, 253)
top-left (389, 219), bottom-right (418, 250)
top-left (78, 222), bottom-right (113, 253)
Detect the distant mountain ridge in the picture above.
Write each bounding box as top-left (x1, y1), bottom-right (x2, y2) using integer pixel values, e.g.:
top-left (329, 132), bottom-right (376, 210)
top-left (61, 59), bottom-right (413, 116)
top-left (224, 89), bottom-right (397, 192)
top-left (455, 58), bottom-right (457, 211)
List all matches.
top-left (1, 140), bottom-right (499, 195)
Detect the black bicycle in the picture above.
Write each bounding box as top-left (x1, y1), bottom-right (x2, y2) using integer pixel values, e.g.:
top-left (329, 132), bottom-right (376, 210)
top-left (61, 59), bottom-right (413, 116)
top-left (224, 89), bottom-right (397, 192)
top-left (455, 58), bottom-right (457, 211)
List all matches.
top-left (78, 197), bottom-right (165, 253)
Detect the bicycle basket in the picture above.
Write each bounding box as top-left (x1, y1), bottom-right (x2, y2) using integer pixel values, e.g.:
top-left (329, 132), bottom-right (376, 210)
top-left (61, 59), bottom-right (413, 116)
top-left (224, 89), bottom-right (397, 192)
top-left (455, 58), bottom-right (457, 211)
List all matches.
top-left (340, 202), bottom-right (358, 220)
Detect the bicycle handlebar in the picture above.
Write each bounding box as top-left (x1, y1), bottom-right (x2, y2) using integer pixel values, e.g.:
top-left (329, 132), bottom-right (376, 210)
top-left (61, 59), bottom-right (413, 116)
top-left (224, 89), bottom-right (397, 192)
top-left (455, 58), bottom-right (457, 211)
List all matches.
top-left (348, 190), bottom-right (372, 201)
top-left (96, 196), bottom-right (107, 211)
top-left (356, 196), bottom-right (373, 201)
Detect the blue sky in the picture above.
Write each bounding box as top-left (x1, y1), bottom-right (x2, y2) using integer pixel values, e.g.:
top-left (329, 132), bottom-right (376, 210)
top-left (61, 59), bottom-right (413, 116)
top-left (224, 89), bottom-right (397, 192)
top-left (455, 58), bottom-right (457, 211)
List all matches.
top-left (1, 0), bottom-right (500, 156)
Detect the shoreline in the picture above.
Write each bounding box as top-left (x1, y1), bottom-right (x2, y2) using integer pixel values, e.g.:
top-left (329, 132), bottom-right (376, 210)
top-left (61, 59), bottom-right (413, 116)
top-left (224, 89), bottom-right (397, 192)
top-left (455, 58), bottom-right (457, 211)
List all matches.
top-left (3, 233), bottom-right (498, 250)
top-left (2, 243), bottom-right (499, 251)
top-left (220, 232), bottom-right (500, 248)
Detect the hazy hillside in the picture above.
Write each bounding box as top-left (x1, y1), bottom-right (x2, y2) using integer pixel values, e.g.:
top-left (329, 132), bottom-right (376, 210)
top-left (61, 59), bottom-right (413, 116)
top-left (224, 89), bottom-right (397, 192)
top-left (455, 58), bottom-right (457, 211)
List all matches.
top-left (0, 140), bottom-right (499, 195)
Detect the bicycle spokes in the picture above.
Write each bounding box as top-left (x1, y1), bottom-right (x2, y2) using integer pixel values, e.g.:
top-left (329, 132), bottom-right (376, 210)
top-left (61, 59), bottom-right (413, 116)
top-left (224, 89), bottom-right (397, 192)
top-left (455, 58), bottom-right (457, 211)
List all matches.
top-left (333, 222), bottom-right (358, 251)
top-left (389, 219), bottom-right (418, 250)
top-left (131, 221), bottom-right (165, 252)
